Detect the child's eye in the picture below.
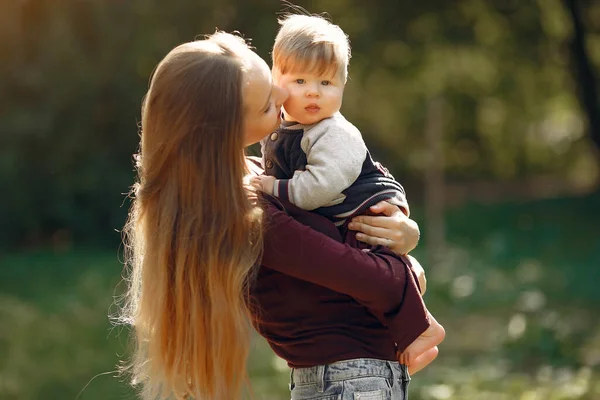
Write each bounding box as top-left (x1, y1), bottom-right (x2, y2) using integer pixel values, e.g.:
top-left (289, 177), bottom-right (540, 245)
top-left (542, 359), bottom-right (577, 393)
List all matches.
top-left (263, 103), bottom-right (272, 114)
top-left (321, 80), bottom-right (331, 86)
top-left (295, 79), bottom-right (305, 84)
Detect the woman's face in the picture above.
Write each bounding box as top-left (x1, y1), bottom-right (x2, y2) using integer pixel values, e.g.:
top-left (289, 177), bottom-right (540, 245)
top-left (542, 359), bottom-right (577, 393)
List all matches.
top-left (243, 51), bottom-right (288, 146)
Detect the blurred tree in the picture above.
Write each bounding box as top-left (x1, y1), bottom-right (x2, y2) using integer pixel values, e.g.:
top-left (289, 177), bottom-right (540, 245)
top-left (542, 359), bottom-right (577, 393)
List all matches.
top-left (563, 0), bottom-right (600, 157)
top-left (0, 0), bottom-right (597, 247)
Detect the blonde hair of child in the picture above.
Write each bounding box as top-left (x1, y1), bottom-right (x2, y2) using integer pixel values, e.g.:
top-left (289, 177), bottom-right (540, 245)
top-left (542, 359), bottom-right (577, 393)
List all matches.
top-left (273, 14), bottom-right (351, 82)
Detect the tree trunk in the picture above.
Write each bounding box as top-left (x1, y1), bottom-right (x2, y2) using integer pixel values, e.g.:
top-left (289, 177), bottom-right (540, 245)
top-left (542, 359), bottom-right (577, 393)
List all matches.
top-left (564, 0), bottom-right (600, 154)
top-left (424, 96), bottom-right (446, 268)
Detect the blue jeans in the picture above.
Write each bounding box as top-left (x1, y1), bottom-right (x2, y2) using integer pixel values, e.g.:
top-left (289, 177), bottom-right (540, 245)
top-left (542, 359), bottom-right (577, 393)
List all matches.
top-left (289, 358), bottom-right (410, 400)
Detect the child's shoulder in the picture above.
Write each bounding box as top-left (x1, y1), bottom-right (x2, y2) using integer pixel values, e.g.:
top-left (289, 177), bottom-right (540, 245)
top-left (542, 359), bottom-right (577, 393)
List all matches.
top-left (314, 112), bottom-right (361, 137)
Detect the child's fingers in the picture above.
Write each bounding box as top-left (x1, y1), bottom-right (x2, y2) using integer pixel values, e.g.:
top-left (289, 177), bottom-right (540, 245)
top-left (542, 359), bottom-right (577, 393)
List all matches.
top-left (407, 346), bottom-right (439, 375)
top-left (249, 179), bottom-right (263, 190)
top-left (397, 351), bottom-right (409, 366)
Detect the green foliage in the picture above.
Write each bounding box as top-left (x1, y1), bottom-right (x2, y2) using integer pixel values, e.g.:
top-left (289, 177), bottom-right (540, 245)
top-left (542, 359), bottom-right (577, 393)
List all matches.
top-left (1, 2), bottom-right (598, 398)
top-left (1, 0), bottom-right (599, 246)
top-left (408, 193), bottom-right (600, 399)
top-left (1, 194), bottom-right (599, 399)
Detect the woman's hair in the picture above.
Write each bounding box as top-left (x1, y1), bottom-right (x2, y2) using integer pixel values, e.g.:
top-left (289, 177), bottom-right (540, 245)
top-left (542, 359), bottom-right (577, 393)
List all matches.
top-left (273, 14), bottom-right (351, 82)
top-left (119, 31), bottom-right (264, 400)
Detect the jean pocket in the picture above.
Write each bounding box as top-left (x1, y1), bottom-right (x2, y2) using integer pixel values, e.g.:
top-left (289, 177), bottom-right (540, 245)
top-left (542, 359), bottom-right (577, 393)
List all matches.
top-left (292, 395), bottom-right (340, 400)
top-left (344, 377), bottom-right (391, 400)
top-left (291, 384), bottom-right (342, 400)
top-left (353, 389), bottom-right (388, 400)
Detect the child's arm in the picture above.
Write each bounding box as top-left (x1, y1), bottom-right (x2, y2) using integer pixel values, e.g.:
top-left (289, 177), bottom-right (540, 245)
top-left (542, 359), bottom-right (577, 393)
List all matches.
top-left (274, 118), bottom-right (367, 210)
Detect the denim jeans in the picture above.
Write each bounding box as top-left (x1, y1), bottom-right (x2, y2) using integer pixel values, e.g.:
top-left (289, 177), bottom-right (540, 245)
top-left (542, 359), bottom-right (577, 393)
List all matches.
top-left (289, 358), bottom-right (410, 400)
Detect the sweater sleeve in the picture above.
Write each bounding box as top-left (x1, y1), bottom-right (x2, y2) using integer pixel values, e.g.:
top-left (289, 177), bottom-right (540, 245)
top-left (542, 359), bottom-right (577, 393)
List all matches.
top-left (260, 199), bottom-right (430, 350)
top-left (274, 116), bottom-right (367, 210)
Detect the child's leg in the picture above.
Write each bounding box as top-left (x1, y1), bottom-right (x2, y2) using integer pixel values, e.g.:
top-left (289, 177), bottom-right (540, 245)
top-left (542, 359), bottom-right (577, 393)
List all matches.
top-left (407, 346), bottom-right (438, 375)
top-left (398, 312), bottom-right (445, 370)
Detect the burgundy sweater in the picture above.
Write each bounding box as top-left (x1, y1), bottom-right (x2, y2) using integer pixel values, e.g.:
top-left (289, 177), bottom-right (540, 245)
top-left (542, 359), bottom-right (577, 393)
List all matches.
top-left (250, 194), bottom-right (430, 368)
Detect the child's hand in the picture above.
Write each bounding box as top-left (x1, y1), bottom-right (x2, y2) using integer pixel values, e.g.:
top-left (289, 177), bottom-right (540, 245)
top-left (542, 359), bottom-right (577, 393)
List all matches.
top-left (250, 175), bottom-right (276, 195)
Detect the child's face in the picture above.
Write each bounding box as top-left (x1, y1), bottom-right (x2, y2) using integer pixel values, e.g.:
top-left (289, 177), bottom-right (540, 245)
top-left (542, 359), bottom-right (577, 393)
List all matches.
top-left (274, 67), bottom-right (344, 125)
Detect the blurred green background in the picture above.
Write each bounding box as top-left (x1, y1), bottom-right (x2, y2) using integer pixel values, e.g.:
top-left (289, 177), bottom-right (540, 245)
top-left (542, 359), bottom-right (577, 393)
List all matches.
top-left (1, 0), bottom-right (599, 399)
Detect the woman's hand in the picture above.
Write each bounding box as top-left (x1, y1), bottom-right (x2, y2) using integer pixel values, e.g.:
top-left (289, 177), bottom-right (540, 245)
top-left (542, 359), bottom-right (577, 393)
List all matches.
top-left (347, 201), bottom-right (420, 256)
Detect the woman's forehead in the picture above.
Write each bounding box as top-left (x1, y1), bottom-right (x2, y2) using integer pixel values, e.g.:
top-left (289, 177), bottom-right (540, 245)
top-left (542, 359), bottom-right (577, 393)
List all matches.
top-left (242, 54), bottom-right (271, 111)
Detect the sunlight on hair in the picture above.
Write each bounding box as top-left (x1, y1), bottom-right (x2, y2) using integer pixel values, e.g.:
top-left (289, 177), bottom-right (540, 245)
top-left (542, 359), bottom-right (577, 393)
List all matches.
top-left (120, 30), bottom-right (264, 400)
top-left (273, 14), bottom-right (350, 82)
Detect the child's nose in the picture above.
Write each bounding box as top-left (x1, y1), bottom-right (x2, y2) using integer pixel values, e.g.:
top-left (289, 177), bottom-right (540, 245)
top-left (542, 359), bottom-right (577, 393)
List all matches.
top-left (305, 83), bottom-right (320, 97)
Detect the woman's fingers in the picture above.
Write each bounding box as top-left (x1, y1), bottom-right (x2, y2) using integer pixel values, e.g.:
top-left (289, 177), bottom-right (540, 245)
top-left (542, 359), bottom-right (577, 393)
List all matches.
top-left (348, 221), bottom-right (392, 238)
top-left (351, 214), bottom-right (396, 229)
top-left (355, 232), bottom-right (398, 248)
top-left (349, 220), bottom-right (405, 249)
top-left (368, 201), bottom-right (401, 217)
top-left (349, 202), bottom-right (419, 254)
top-left (349, 219), bottom-right (411, 253)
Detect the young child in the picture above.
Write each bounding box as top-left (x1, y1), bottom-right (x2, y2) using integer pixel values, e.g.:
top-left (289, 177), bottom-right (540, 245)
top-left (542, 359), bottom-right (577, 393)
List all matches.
top-left (255, 14), bottom-right (407, 227)
top-left (252, 14), bottom-right (444, 374)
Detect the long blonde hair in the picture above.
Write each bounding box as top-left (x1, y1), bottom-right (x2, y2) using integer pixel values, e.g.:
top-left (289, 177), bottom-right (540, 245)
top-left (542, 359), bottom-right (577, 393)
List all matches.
top-left (120, 32), bottom-right (263, 400)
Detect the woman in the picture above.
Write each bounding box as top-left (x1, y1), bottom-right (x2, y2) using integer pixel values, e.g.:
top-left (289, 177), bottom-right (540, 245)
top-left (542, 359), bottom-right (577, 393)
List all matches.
top-left (120, 31), bottom-right (437, 400)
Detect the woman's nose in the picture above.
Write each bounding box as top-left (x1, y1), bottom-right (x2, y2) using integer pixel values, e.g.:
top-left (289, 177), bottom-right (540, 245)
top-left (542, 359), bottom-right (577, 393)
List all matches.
top-left (275, 85), bottom-right (289, 106)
